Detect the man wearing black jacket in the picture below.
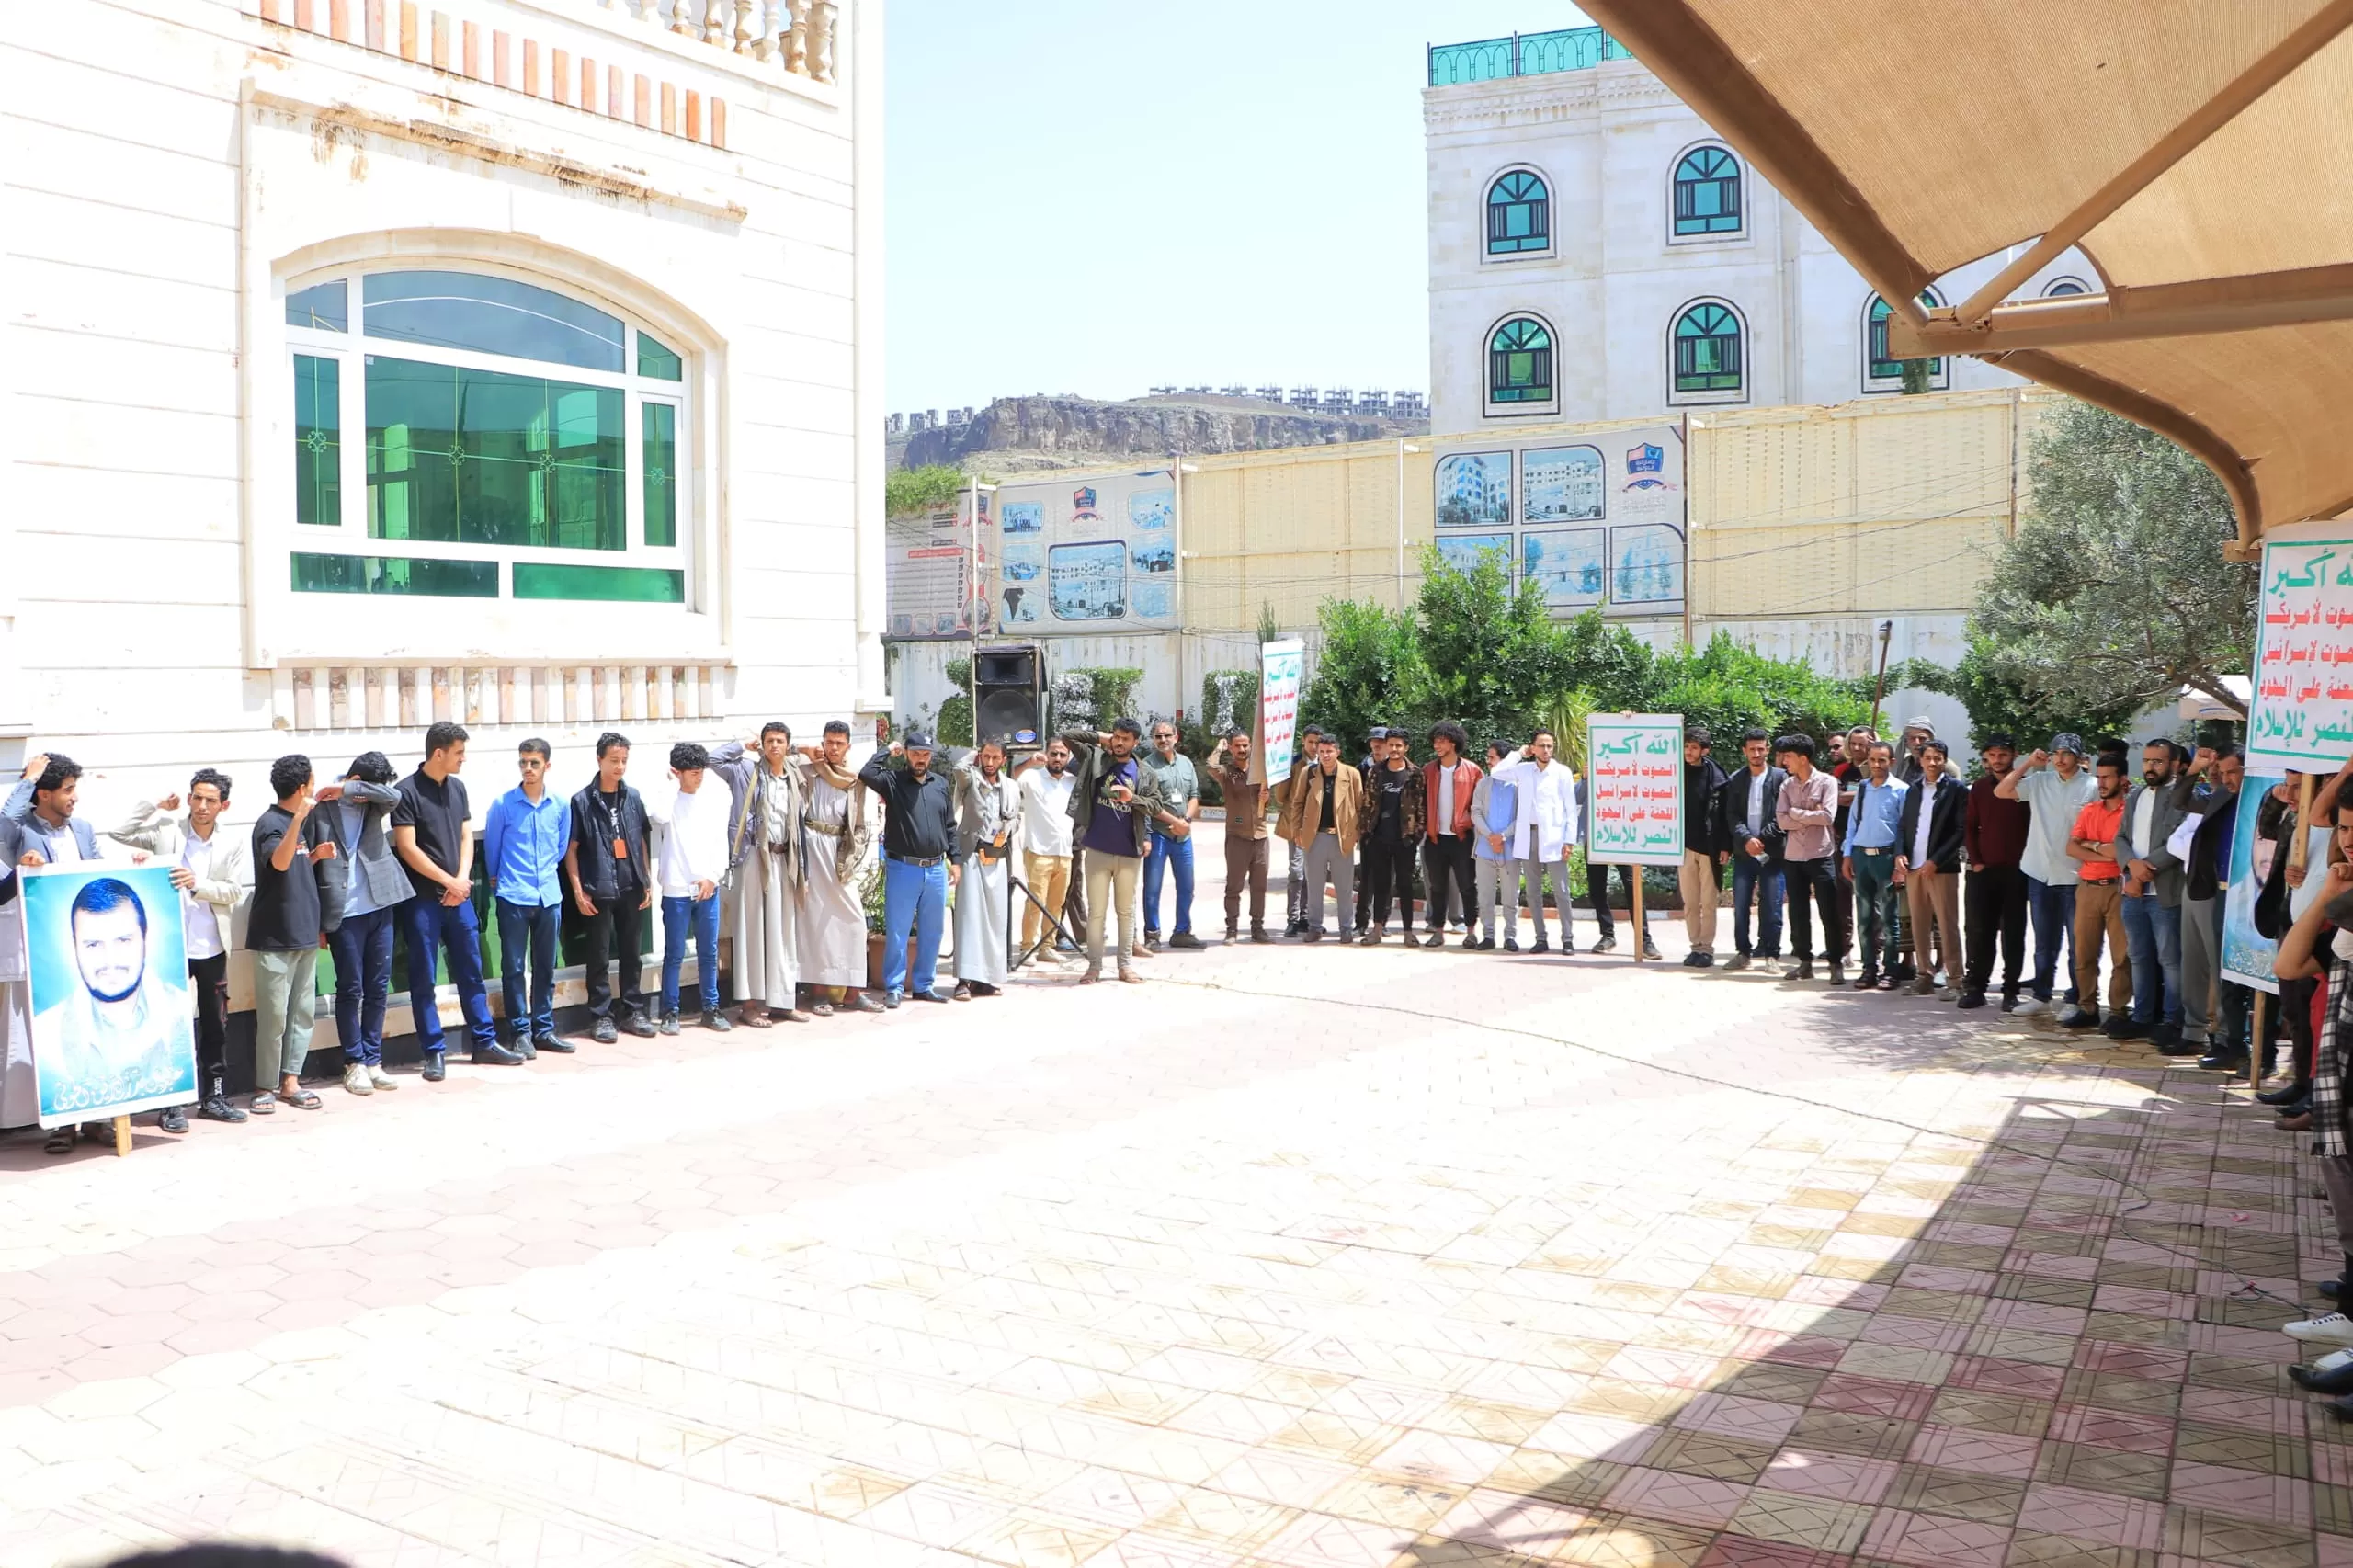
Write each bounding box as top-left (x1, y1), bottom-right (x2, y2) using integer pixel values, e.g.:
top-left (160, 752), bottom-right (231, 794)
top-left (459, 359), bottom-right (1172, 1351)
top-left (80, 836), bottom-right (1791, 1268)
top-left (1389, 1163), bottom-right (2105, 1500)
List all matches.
top-left (2177, 747), bottom-right (2245, 1067)
top-left (1896, 738), bottom-right (1968, 996)
top-left (1678, 727), bottom-right (1728, 967)
top-left (563, 732), bottom-right (659, 1043)
top-left (1715, 729), bottom-right (1787, 971)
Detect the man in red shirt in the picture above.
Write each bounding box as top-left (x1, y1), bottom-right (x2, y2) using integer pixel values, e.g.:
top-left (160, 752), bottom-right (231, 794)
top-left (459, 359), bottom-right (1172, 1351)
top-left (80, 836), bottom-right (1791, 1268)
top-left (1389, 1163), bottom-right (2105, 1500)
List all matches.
top-left (1961, 734), bottom-right (2030, 1011)
top-left (2063, 755), bottom-right (2134, 1030)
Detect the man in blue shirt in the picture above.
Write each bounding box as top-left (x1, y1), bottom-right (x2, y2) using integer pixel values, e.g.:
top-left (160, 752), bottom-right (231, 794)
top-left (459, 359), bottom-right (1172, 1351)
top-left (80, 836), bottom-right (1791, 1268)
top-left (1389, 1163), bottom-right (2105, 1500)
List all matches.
top-left (483, 738), bottom-right (574, 1058)
top-left (1841, 740), bottom-right (1910, 989)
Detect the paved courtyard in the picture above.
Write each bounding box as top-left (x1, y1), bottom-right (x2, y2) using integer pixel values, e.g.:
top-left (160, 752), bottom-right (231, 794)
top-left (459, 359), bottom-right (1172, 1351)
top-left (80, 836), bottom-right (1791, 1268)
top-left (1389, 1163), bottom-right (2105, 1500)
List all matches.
top-left (0, 828), bottom-right (2344, 1568)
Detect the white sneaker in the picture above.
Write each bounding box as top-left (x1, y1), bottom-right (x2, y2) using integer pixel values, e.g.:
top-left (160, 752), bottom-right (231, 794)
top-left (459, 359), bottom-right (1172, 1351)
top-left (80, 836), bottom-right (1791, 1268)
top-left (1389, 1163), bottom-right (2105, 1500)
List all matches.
top-left (2284, 1312), bottom-right (2353, 1345)
top-left (2012, 997), bottom-right (2049, 1017)
top-left (342, 1063), bottom-right (374, 1096)
top-left (367, 1065), bottom-right (399, 1091)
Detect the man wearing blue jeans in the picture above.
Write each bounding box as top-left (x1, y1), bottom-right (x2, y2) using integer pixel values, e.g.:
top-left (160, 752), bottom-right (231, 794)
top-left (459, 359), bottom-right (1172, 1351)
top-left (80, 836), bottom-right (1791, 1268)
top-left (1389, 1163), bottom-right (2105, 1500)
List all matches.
top-left (329, 751), bottom-right (406, 1096)
top-left (2112, 739), bottom-right (2188, 1046)
top-left (392, 722), bottom-right (512, 1079)
top-left (485, 738), bottom-right (574, 1059)
top-left (1715, 729), bottom-right (1787, 971)
top-left (1999, 734), bottom-right (2097, 1016)
top-left (651, 742), bottom-right (735, 1033)
top-left (1142, 722), bottom-right (1202, 949)
top-left (858, 722), bottom-right (960, 1005)
top-left (1842, 741), bottom-right (1909, 988)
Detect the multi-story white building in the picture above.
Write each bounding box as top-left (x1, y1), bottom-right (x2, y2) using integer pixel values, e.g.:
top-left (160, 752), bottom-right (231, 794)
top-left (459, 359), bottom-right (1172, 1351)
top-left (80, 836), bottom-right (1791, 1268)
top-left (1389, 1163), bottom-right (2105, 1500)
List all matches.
top-left (2, 0), bottom-right (881, 1062)
top-left (1424, 27), bottom-right (2094, 432)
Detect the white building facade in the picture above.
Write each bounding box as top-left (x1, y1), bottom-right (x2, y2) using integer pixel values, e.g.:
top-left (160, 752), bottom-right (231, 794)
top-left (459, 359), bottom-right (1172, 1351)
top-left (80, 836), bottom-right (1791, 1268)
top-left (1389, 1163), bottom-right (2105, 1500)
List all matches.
top-left (1425, 28), bottom-right (2094, 433)
top-left (1, 0), bottom-right (883, 1055)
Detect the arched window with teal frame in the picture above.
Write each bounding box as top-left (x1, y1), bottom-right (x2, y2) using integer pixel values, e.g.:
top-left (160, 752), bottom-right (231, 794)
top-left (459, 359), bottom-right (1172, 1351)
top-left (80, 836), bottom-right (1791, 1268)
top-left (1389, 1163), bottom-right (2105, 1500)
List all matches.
top-left (1486, 170), bottom-right (1551, 256)
top-left (1865, 289), bottom-right (1947, 387)
top-left (1487, 316), bottom-right (1554, 407)
top-left (1671, 301), bottom-right (1743, 396)
top-left (1672, 145), bottom-right (1742, 237)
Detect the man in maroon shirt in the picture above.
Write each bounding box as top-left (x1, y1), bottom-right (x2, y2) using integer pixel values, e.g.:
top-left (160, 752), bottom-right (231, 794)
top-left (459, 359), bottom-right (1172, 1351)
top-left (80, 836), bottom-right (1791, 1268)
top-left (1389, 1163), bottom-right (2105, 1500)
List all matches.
top-left (1960, 733), bottom-right (2030, 1011)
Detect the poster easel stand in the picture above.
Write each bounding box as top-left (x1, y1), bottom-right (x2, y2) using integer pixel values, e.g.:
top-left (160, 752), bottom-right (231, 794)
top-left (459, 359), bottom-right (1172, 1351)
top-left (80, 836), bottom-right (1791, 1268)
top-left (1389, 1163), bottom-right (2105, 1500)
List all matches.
top-left (111, 1115), bottom-right (130, 1156)
top-left (1630, 876), bottom-right (1645, 961)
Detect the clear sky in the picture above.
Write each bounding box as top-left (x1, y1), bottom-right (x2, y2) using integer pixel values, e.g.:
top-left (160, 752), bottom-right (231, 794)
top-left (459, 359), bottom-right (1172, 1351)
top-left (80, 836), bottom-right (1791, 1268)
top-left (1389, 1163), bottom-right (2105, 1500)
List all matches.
top-left (884, 1), bottom-right (1590, 415)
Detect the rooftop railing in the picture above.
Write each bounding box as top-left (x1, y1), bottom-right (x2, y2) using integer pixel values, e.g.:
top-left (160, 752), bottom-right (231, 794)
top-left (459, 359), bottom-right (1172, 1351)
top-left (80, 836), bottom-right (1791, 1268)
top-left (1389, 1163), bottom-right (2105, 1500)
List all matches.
top-left (1427, 24), bottom-right (1631, 86)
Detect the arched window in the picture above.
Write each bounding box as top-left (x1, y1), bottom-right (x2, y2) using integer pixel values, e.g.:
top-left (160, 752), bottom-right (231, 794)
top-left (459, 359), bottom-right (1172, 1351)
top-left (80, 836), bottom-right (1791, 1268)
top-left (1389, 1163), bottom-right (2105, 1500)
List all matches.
top-left (1671, 302), bottom-right (1743, 397)
top-left (2042, 276), bottom-right (2089, 298)
top-left (282, 267), bottom-right (690, 603)
top-left (1486, 170), bottom-right (1551, 256)
top-left (1864, 289), bottom-right (1948, 390)
top-left (1487, 316), bottom-right (1554, 407)
top-left (1672, 145), bottom-right (1742, 237)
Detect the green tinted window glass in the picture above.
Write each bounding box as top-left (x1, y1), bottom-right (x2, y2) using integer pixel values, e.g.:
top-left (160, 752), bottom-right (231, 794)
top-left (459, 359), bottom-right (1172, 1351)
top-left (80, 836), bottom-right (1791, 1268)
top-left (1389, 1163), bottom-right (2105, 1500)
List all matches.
top-left (642, 402), bottom-right (676, 547)
top-left (295, 356), bottom-right (341, 526)
top-left (361, 271), bottom-right (624, 371)
top-left (366, 357), bottom-right (624, 551)
top-left (287, 280), bottom-right (348, 332)
top-left (290, 552), bottom-right (500, 597)
top-left (512, 563), bottom-right (684, 602)
top-left (637, 331), bottom-right (682, 381)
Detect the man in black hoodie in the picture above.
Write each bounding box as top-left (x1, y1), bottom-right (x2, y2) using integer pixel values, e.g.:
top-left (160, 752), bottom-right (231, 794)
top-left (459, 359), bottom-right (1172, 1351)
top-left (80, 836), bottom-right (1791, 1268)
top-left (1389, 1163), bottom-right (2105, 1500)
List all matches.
top-left (1678, 726), bottom-right (1729, 967)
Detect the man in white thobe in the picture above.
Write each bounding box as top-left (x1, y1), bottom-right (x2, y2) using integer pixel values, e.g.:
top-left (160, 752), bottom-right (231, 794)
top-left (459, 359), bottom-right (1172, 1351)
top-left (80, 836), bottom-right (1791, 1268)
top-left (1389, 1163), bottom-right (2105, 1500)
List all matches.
top-left (1491, 730), bottom-right (1581, 954)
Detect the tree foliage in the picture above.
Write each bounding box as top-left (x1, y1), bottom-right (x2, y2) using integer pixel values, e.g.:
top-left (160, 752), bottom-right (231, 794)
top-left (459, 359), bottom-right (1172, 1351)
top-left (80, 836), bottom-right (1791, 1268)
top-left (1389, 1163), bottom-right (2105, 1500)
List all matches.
top-left (1904, 635), bottom-right (2142, 753)
top-left (1973, 402), bottom-right (2255, 715)
top-left (884, 464), bottom-right (971, 518)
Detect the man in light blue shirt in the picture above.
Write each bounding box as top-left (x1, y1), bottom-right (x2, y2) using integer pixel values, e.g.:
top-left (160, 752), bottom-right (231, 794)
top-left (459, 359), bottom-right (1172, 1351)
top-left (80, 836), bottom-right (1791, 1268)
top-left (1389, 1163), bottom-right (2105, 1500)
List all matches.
top-left (1840, 740), bottom-right (1910, 989)
top-left (483, 738), bottom-right (573, 1058)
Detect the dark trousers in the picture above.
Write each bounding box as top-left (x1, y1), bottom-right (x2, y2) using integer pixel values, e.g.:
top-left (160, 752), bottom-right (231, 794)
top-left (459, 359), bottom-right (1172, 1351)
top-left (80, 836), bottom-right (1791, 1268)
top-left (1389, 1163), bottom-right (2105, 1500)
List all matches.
top-left (189, 951), bottom-right (228, 1102)
top-left (330, 905), bottom-right (396, 1065)
top-left (1365, 836), bottom-right (1418, 930)
top-left (1223, 833), bottom-right (1269, 930)
top-left (497, 899), bottom-right (562, 1041)
top-left (1065, 846), bottom-right (1090, 943)
top-left (1586, 861), bottom-right (1647, 938)
top-left (1731, 857), bottom-right (1785, 957)
top-left (401, 894), bottom-right (500, 1055)
top-left (1423, 835), bottom-right (1475, 931)
top-left (1962, 862), bottom-right (2030, 996)
top-left (1784, 857), bottom-right (1847, 962)
top-left (2285, 974), bottom-right (2321, 1085)
top-left (584, 890), bottom-right (649, 1021)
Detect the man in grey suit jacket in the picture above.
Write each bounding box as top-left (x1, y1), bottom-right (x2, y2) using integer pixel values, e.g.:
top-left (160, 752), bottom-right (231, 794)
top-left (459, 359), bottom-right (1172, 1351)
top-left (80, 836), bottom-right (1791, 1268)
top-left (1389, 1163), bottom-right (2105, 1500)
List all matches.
top-left (328, 751), bottom-right (409, 1094)
top-left (2112, 739), bottom-right (2192, 1047)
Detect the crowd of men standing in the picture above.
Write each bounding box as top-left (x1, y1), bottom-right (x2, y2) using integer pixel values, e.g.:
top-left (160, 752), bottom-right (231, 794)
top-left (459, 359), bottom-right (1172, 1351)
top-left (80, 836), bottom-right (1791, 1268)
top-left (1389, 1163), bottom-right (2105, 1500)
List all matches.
top-left (2, 707), bottom-right (2328, 1157)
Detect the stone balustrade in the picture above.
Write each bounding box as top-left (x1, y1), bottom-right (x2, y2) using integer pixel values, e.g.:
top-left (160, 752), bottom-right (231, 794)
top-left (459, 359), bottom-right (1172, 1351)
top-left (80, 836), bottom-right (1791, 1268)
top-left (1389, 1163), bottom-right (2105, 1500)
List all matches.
top-left (599, 0), bottom-right (837, 83)
top-left (277, 662), bottom-right (727, 734)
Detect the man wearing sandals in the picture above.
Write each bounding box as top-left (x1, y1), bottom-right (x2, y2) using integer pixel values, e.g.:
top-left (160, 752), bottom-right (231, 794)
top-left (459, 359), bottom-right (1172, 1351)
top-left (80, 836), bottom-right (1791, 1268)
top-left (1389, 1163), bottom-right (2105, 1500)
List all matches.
top-left (1058, 720), bottom-right (1178, 985)
top-left (246, 755), bottom-right (342, 1115)
top-left (710, 723), bottom-right (812, 1027)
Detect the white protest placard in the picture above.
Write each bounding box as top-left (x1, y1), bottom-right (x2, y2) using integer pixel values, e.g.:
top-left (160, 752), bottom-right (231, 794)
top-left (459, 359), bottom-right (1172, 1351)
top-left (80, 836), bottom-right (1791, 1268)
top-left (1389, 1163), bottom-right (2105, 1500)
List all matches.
top-left (1585, 713), bottom-right (1684, 867)
top-left (2247, 524), bottom-right (2353, 773)
top-left (1256, 639), bottom-right (1305, 784)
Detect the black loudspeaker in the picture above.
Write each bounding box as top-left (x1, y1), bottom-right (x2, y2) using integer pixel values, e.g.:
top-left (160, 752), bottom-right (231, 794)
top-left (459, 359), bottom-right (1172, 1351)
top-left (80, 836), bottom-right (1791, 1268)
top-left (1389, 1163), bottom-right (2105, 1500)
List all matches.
top-left (973, 645), bottom-right (1044, 748)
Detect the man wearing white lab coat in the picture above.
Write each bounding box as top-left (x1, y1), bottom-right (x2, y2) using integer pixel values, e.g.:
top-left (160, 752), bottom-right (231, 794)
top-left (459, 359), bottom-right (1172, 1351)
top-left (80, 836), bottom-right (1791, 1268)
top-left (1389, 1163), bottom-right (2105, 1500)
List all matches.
top-left (1492, 730), bottom-right (1581, 954)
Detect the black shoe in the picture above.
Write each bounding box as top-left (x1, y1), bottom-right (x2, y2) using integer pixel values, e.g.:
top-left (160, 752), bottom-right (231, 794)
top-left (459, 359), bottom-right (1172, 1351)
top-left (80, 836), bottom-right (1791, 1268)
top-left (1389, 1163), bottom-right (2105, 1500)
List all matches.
top-left (1592, 936), bottom-right (1617, 954)
top-left (1502, 937), bottom-right (1518, 952)
top-left (535, 1032), bottom-right (574, 1054)
top-left (1826, 962), bottom-right (1847, 986)
top-left (1641, 941), bottom-right (1663, 960)
top-left (1251, 927), bottom-right (1272, 944)
top-left (1169, 932), bottom-right (1203, 949)
top-left (2291, 1358), bottom-right (2353, 1393)
top-left (1892, 963), bottom-right (1917, 983)
top-left (2150, 1022), bottom-right (2184, 1050)
top-left (1999, 991), bottom-right (2019, 1012)
top-left (1460, 932), bottom-right (1479, 949)
top-left (881, 993), bottom-right (902, 1010)
top-left (1793, 961), bottom-right (1815, 981)
top-left (1529, 938), bottom-right (1550, 954)
top-left (157, 1105), bottom-right (188, 1134)
top-left (197, 1094), bottom-right (248, 1123)
top-left (2058, 1006), bottom-right (2101, 1030)
top-left (702, 1010), bottom-right (735, 1031)
top-left (2324, 1278), bottom-right (2345, 1301)
top-left (507, 1035), bottom-right (538, 1061)
top-left (1957, 991), bottom-right (1987, 1010)
top-left (1144, 932), bottom-right (1163, 950)
top-left (2258, 1081), bottom-right (2313, 1106)
top-left (2104, 1017), bottom-right (2151, 1040)
top-left (2195, 1050), bottom-right (2246, 1071)
top-left (625, 1013), bottom-right (658, 1038)
top-left (1681, 951), bottom-right (1709, 968)
top-left (471, 1042), bottom-right (528, 1065)
top-left (592, 1017), bottom-right (619, 1044)
top-left (1854, 970), bottom-right (1879, 992)
top-left (660, 1011), bottom-right (684, 1033)
top-left (421, 1051), bottom-right (448, 1082)
top-left (1476, 937), bottom-right (1495, 951)
top-left (1302, 928), bottom-right (1323, 943)
top-left (2325, 1394), bottom-right (2353, 1425)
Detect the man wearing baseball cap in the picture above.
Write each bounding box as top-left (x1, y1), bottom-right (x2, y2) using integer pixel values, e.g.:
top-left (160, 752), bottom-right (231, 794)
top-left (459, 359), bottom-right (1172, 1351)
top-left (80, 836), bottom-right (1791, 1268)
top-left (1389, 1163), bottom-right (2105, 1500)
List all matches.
top-left (1996, 733), bottom-right (2099, 1017)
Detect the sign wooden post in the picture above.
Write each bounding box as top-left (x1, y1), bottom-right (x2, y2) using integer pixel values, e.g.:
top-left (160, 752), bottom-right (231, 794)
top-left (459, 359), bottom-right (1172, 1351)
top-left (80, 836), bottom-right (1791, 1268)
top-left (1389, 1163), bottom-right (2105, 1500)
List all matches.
top-left (112, 1116), bottom-right (131, 1156)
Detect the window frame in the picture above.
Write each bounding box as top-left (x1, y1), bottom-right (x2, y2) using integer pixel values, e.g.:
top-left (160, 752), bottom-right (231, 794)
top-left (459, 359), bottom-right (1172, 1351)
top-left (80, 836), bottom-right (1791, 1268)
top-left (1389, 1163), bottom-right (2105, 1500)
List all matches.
top-left (1861, 287), bottom-right (1950, 393)
top-left (1667, 142), bottom-right (1745, 245)
top-left (1483, 312), bottom-right (1559, 418)
top-left (2041, 276), bottom-right (2091, 299)
top-left (280, 261), bottom-right (696, 605)
top-left (1666, 298), bottom-right (1747, 407)
top-left (1483, 166), bottom-right (1554, 262)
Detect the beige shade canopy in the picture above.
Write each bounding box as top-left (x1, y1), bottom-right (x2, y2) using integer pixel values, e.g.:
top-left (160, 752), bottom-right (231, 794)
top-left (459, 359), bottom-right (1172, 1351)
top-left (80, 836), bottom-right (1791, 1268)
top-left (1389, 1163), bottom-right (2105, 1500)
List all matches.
top-left (1576, 0), bottom-right (2353, 552)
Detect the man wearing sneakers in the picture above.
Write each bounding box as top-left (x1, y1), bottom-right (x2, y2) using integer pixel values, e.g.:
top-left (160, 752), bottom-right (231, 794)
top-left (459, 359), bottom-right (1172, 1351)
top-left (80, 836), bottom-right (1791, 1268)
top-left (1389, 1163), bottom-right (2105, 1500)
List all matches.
top-left (1140, 722), bottom-right (1202, 950)
top-left (1775, 735), bottom-right (1844, 983)
top-left (564, 733), bottom-right (659, 1043)
top-left (1421, 723), bottom-right (1481, 949)
top-left (2063, 755), bottom-right (2134, 1030)
top-left (1492, 731), bottom-right (1579, 954)
top-left (1471, 740), bottom-right (1526, 951)
top-left (1204, 731), bottom-right (1273, 944)
top-left (1997, 735), bottom-right (2097, 1017)
top-left (1960, 734), bottom-right (2030, 1012)
top-left (1678, 728), bottom-right (1728, 967)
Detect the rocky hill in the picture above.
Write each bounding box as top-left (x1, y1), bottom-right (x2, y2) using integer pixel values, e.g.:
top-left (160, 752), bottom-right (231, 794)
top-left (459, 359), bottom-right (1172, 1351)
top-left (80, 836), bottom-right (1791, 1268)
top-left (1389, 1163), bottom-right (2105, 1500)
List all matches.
top-left (892, 392), bottom-right (1430, 473)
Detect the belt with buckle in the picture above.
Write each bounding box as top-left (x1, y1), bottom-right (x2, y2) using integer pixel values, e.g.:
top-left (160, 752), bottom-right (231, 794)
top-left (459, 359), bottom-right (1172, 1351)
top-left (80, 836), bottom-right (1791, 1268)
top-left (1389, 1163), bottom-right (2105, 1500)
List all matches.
top-left (889, 853), bottom-right (945, 868)
top-left (1859, 846), bottom-right (1888, 856)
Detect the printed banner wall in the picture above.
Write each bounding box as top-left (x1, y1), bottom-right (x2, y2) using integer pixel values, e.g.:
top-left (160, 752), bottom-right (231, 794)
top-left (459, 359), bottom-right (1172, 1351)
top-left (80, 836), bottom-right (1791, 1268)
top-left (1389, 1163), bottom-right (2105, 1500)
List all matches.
top-left (885, 488), bottom-right (992, 640)
top-left (2219, 776), bottom-right (2283, 996)
top-left (2247, 528), bottom-right (2353, 772)
top-left (22, 865), bottom-right (199, 1127)
top-left (993, 469), bottom-right (1179, 632)
top-left (1434, 426), bottom-right (1685, 619)
top-left (1257, 639), bottom-right (1305, 783)
top-left (1585, 713), bottom-right (1685, 867)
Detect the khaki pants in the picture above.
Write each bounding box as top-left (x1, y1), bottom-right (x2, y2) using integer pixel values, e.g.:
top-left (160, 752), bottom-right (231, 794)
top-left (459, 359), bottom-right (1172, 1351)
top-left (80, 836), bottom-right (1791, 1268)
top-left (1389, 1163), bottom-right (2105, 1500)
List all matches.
top-left (1022, 851), bottom-right (1072, 958)
top-left (1083, 851), bottom-right (1141, 974)
top-left (1904, 867), bottom-right (1961, 983)
top-left (1223, 832), bottom-right (1269, 930)
top-left (1678, 850), bottom-right (1720, 955)
top-left (2072, 879), bottom-right (2131, 1014)
top-left (253, 949), bottom-right (318, 1084)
